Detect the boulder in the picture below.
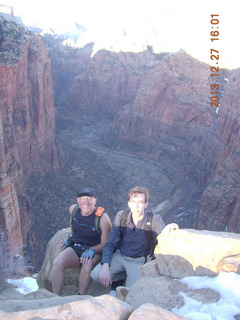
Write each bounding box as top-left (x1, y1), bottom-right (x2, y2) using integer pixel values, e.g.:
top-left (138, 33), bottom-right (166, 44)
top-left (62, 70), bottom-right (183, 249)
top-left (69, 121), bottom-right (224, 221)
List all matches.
top-left (0, 288), bottom-right (91, 313)
top-left (153, 229), bottom-right (240, 278)
top-left (217, 253), bottom-right (240, 274)
top-left (128, 303), bottom-right (188, 320)
top-left (122, 276), bottom-right (219, 311)
top-left (0, 294), bottom-right (132, 320)
top-left (36, 228), bottom-right (110, 296)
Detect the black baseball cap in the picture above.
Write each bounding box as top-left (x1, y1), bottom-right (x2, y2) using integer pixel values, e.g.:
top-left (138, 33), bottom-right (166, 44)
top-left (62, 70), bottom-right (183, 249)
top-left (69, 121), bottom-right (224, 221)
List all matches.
top-left (77, 187), bottom-right (96, 198)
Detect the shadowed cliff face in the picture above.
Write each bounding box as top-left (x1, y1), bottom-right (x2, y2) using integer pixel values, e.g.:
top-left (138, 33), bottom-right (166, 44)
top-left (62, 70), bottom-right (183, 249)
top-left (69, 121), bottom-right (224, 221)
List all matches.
top-left (196, 69), bottom-right (240, 232)
top-left (0, 18), bottom-right (59, 256)
top-left (0, 16), bottom-right (240, 271)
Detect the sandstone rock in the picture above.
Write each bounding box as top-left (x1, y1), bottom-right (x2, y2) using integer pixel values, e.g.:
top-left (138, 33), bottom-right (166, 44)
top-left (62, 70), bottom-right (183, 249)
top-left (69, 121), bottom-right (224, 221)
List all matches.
top-left (66, 49), bottom-right (158, 117)
top-left (37, 228), bottom-right (110, 296)
top-left (0, 174), bottom-right (23, 255)
top-left (154, 229), bottom-right (240, 278)
top-left (124, 276), bottom-right (184, 310)
top-left (128, 303), bottom-right (188, 320)
top-left (217, 254), bottom-right (240, 274)
top-left (0, 18), bottom-right (59, 261)
top-left (112, 51), bottom-right (212, 149)
top-left (116, 286), bottom-right (130, 301)
top-left (0, 289), bottom-right (90, 312)
top-left (124, 276), bottom-right (219, 312)
top-left (0, 294), bottom-right (133, 320)
top-left (139, 259), bottom-right (161, 277)
top-left (0, 278), bottom-right (24, 300)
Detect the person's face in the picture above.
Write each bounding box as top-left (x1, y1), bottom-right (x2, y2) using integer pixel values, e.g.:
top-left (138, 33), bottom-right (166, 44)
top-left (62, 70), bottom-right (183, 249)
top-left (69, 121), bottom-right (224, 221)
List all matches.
top-left (77, 196), bottom-right (97, 215)
top-left (128, 193), bottom-right (148, 215)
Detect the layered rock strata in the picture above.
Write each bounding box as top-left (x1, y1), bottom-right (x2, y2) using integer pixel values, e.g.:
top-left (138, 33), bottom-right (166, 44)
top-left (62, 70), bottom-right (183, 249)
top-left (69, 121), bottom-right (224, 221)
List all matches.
top-left (66, 49), bottom-right (161, 116)
top-left (196, 68), bottom-right (240, 232)
top-left (0, 18), bottom-right (59, 254)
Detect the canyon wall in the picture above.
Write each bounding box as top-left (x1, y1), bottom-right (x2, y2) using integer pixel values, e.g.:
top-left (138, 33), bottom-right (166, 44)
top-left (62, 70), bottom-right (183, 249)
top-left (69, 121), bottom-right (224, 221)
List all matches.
top-left (196, 68), bottom-right (240, 232)
top-left (64, 48), bottom-right (239, 232)
top-left (0, 17), bottom-right (59, 255)
top-left (66, 49), bottom-right (164, 116)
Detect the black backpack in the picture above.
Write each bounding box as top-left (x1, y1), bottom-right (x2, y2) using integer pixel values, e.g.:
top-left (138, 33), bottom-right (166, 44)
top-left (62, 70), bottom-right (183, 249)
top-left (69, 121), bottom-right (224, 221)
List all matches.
top-left (119, 209), bottom-right (157, 258)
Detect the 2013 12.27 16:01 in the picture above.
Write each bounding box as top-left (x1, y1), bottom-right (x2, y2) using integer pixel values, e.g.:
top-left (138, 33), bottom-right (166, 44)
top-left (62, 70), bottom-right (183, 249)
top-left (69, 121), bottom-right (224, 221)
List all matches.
top-left (210, 14), bottom-right (220, 109)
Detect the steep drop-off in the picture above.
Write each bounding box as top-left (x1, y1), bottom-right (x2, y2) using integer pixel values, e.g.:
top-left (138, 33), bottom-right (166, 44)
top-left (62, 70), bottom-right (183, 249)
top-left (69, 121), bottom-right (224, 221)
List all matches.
top-left (0, 17), bottom-right (59, 257)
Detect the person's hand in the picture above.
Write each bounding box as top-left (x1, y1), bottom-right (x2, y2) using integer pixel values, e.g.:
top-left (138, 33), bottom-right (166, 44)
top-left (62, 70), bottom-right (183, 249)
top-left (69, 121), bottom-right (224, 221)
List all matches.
top-left (99, 263), bottom-right (112, 288)
top-left (80, 248), bottom-right (95, 265)
top-left (60, 234), bottom-right (73, 249)
top-left (60, 239), bottom-right (68, 249)
top-left (162, 223), bottom-right (179, 234)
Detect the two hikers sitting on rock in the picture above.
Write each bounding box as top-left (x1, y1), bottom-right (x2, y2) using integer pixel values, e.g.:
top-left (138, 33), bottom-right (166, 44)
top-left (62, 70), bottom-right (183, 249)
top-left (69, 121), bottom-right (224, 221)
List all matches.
top-left (51, 186), bottom-right (178, 295)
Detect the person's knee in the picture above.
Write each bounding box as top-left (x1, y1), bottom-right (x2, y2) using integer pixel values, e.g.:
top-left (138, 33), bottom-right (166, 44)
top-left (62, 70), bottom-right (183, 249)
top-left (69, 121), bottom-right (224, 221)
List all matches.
top-left (52, 259), bottom-right (61, 272)
top-left (52, 254), bottom-right (67, 272)
top-left (81, 262), bottom-right (92, 274)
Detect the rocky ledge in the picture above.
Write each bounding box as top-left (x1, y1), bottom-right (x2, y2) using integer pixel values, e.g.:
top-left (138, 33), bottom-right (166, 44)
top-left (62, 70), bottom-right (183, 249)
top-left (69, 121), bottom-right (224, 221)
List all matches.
top-left (1, 228), bottom-right (239, 319)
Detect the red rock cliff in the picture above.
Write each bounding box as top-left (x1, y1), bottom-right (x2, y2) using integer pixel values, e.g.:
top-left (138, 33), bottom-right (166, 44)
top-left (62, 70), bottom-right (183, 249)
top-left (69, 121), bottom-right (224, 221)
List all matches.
top-left (66, 49), bottom-right (162, 116)
top-left (196, 69), bottom-right (240, 232)
top-left (0, 18), bottom-right (58, 255)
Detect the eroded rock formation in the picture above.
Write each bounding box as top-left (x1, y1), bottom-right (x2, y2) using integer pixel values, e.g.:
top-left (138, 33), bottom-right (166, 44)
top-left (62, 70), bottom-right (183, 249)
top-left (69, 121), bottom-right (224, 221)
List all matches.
top-left (66, 49), bottom-right (162, 116)
top-left (196, 68), bottom-right (240, 232)
top-left (0, 17), bottom-right (59, 255)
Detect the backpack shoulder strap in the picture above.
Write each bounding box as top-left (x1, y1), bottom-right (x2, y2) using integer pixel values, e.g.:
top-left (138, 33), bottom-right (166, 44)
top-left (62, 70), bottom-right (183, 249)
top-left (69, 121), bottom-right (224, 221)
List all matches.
top-left (119, 209), bottom-right (153, 229)
top-left (95, 206), bottom-right (104, 217)
top-left (71, 205), bottom-right (104, 231)
top-left (71, 204), bottom-right (79, 220)
top-left (145, 211), bottom-right (154, 231)
top-left (120, 209), bottom-right (131, 228)
top-left (144, 211), bottom-right (157, 258)
top-left (94, 206), bottom-right (104, 231)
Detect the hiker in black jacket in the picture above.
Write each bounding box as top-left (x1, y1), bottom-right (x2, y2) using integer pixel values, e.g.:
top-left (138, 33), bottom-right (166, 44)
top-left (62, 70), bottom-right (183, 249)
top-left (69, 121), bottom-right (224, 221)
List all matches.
top-left (51, 188), bottom-right (112, 295)
top-left (91, 186), bottom-right (178, 288)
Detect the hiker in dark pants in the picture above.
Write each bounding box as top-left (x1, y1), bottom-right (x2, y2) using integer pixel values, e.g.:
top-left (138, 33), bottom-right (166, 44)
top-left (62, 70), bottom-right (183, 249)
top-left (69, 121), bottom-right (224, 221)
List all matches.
top-left (51, 188), bottom-right (112, 295)
top-left (91, 186), bottom-right (178, 288)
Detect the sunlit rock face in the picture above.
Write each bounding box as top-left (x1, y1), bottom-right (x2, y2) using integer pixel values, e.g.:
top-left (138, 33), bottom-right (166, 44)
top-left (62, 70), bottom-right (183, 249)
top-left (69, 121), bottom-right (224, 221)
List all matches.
top-left (0, 18), bottom-right (59, 254)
